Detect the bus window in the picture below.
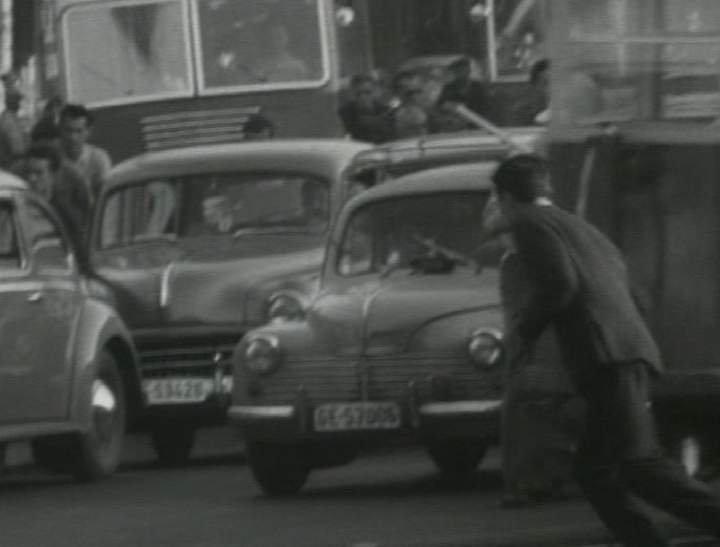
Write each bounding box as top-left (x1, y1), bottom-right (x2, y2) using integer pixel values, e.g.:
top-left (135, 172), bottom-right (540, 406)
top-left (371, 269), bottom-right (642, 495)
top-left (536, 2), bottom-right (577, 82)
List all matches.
top-left (195, 0), bottom-right (327, 91)
top-left (62, 0), bottom-right (193, 106)
top-left (554, 0), bottom-right (720, 125)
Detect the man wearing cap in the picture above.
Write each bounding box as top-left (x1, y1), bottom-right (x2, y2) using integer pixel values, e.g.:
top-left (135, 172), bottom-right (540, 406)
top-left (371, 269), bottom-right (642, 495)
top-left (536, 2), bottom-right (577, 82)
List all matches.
top-left (0, 88), bottom-right (27, 170)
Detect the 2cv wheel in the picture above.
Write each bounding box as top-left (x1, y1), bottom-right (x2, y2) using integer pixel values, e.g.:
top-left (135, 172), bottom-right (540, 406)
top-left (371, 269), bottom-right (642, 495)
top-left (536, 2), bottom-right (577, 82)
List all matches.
top-left (33, 350), bottom-right (126, 481)
top-left (246, 442), bottom-right (311, 496)
top-left (150, 425), bottom-right (196, 466)
top-left (427, 440), bottom-right (487, 477)
top-left (72, 350), bottom-right (127, 481)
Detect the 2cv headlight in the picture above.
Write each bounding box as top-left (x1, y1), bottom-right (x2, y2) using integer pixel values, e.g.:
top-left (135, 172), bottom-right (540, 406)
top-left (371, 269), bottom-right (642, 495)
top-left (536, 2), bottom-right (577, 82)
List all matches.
top-left (468, 328), bottom-right (503, 369)
top-left (266, 291), bottom-right (306, 322)
top-left (244, 335), bottom-right (282, 375)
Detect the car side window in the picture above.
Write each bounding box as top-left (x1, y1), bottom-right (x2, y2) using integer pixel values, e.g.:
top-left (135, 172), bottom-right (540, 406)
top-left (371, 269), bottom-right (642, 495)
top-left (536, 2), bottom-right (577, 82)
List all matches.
top-left (100, 181), bottom-right (177, 248)
top-left (0, 200), bottom-right (22, 270)
top-left (24, 201), bottom-right (71, 272)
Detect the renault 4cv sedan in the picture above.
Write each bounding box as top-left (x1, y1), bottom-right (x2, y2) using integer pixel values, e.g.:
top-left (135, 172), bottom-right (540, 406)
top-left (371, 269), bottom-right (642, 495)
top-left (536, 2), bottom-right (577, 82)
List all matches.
top-left (230, 162), bottom-right (505, 495)
top-left (0, 172), bottom-right (141, 480)
top-left (90, 140), bottom-right (369, 464)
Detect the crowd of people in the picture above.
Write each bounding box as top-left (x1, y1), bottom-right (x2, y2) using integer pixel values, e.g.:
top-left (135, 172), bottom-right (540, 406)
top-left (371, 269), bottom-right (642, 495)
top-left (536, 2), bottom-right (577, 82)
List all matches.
top-left (0, 77), bottom-right (112, 264)
top-left (337, 56), bottom-right (550, 144)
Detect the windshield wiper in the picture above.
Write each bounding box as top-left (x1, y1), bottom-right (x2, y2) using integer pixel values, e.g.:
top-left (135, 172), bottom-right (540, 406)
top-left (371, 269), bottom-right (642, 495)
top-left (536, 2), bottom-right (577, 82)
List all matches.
top-left (411, 234), bottom-right (479, 270)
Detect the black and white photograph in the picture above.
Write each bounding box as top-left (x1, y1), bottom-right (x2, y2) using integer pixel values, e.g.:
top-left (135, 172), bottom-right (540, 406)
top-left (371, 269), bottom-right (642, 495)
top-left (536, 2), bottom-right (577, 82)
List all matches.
top-left (2, 1), bottom-right (720, 546)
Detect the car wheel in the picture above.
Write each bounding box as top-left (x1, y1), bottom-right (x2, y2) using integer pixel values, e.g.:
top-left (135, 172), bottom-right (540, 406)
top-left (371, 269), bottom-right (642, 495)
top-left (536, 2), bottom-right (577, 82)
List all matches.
top-left (32, 351), bottom-right (126, 481)
top-left (71, 349), bottom-right (127, 481)
top-left (427, 440), bottom-right (487, 476)
top-left (247, 442), bottom-right (311, 496)
top-left (150, 425), bottom-right (195, 466)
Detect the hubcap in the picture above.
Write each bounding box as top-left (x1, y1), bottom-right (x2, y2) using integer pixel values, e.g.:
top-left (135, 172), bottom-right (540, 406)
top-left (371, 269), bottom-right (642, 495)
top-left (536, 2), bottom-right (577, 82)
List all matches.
top-left (92, 379), bottom-right (117, 444)
top-left (681, 436), bottom-right (701, 476)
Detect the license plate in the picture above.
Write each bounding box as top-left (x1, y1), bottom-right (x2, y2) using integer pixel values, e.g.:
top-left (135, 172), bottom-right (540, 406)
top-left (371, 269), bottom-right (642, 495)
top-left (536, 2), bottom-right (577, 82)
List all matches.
top-left (313, 402), bottom-right (401, 432)
top-left (143, 378), bottom-right (214, 405)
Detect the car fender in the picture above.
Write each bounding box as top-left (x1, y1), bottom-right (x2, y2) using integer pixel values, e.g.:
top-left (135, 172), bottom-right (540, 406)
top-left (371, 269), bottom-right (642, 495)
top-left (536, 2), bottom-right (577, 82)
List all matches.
top-left (407, 306), bottom-right (504, 354)
top-left (69, 298), bottom-right (143, 431)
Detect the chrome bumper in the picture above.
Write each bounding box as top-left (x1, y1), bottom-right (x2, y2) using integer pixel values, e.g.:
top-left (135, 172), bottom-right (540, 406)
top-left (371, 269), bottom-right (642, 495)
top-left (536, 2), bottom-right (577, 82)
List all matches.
top-left (419, 400), bottom-right (502, 416)
top-left (228, 405), bottom-right (296, 421)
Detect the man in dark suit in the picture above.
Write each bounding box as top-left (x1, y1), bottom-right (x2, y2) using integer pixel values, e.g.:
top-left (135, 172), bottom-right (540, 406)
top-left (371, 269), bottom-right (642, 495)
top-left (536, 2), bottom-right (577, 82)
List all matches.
top-left (491, 153), bottom-right (720, 547)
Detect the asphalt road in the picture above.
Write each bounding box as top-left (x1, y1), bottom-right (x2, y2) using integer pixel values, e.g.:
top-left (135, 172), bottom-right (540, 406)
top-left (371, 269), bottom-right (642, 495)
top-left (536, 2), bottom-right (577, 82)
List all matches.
top-left (0, 431), bottom-right (717, 547)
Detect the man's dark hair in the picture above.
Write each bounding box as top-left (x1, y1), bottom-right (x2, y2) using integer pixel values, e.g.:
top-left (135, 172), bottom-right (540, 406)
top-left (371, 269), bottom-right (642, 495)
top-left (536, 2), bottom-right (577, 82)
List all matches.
top-left (26, 142), bottom-right (62, 172)
top-left (529, 59), bottom-right (549, 85)
top-left (491, 153), bottom-right (549, 203)
top-left (60, 103), bottom-right (94, 126)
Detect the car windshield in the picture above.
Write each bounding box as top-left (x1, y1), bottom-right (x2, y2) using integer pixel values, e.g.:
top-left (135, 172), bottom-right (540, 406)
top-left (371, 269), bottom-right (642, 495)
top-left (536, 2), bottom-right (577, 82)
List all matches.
top-left (337, 192), bottom-right (493, 277)
top-left (99, 173), bottom-right (329, 248)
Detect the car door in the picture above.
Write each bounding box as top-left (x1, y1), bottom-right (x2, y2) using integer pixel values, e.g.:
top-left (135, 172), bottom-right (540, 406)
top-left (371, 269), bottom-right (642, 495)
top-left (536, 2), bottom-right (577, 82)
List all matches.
top-left (0, 195), bottom-right (48, 423)
top-left (6, 195), bottom-right (82, 422)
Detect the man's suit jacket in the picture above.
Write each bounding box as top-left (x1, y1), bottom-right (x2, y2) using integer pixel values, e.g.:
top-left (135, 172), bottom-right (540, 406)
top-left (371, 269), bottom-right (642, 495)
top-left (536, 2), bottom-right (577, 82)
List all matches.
top-left (510, 204), bottom-right (662, 389)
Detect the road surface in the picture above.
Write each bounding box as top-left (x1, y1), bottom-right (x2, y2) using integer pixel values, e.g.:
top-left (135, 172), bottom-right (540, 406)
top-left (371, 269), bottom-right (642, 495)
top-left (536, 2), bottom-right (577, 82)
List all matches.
top-left (0, 430), bottom-right (716, 547)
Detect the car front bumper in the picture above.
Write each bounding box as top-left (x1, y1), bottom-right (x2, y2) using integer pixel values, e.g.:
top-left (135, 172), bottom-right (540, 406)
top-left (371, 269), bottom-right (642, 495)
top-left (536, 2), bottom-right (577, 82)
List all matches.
top-left (228, 399), bottom-right (502, 442)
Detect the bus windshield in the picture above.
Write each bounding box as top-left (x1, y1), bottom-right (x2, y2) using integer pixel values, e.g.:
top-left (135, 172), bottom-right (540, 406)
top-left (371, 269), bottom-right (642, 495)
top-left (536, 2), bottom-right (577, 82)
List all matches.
top-left (62, 0), bottom-right (194, 106)
top-left (195, 0), bottom-right (326, 91)
top-left (61, 0), bottom-right (327, 107)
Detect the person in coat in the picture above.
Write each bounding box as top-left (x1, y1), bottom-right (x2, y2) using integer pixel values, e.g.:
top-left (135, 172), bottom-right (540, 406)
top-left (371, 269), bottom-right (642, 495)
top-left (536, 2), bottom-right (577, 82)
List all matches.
top-left (491, 153), bottom-right (720, 547)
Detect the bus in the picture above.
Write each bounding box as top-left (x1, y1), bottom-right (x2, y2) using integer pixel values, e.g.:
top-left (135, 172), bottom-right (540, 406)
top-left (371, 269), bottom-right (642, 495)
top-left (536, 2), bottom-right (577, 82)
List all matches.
top-left (546, 0), bottom-right (720, 475)
top-left (36, 0), bottom-right (547, 161)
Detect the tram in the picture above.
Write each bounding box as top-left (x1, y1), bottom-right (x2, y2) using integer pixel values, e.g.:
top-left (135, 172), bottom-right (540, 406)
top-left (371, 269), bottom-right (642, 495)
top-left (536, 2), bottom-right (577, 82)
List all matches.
top-left (547, 0), bottom-right (720, 470)
top-left (36, 0), bottom-right (546, 161)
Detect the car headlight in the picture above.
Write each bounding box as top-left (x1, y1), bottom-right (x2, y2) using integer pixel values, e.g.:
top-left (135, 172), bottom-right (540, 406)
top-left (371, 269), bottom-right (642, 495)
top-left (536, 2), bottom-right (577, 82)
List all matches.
top-left (267, 292), bottom-right (305, 322)
top-left (244, 335), bottom-right (282, 375)
top-left (468, 328), bottom-right (503, 369)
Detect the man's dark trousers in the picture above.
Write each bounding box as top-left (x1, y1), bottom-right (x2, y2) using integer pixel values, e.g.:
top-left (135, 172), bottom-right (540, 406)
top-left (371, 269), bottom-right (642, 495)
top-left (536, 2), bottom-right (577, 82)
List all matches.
top-left (574, 360), bottom-right (720, 547)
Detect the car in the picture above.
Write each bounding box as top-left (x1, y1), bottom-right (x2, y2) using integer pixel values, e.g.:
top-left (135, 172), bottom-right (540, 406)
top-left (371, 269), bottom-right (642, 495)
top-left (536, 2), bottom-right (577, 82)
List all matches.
top-left (229, 161), bottom-right (506, 495)
top-left (0, 171), bottom-right (141, 480)
top-left (89, 139), bottom-right (370, 464)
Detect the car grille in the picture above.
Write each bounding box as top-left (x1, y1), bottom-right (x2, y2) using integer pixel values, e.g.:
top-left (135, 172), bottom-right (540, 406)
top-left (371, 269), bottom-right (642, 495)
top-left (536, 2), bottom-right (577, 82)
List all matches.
top-left (137, 334), bottom-right (240, 378)
top-left (259, 355), bottom-right (503, 404)
top-left (141, 107), bottom-right (262, 151)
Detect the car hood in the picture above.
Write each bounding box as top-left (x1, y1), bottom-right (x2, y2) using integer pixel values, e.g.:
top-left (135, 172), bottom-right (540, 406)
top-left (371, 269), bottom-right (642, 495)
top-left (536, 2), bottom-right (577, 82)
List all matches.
top-left (96, 233), bottom-right (324, 328)
top-left (164, 245), bottom-right (324, 326)
top-left (310, 269), bottom-right (501, 356)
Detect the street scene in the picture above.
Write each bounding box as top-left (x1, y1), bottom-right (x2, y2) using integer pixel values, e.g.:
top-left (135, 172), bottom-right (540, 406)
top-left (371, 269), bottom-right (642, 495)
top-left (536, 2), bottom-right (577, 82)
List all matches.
top-left (3, 0), bottom-right (720, 546)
